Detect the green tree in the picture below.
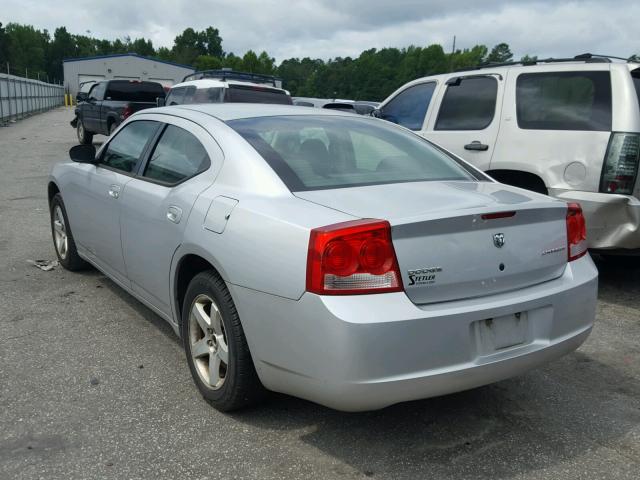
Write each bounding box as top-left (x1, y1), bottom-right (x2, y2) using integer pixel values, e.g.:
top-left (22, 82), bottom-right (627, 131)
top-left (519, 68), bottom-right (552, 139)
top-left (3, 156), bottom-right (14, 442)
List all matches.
top-left (47, 27), bottom-right (75, 81)
top-left (5, 23), bottom-right (49, 77)
top-left (520, 54), bottom-right (538, 63)
top-left (486, 43), bottom-right (513, 63)
top-left (0, 22), bottom-right (11, 69)
top-left (203, 27), bottom-right (223, 57)
top-left (194, 54), bottom-right (222, 70)
top-left (130, 38), bottom-right (155, 57)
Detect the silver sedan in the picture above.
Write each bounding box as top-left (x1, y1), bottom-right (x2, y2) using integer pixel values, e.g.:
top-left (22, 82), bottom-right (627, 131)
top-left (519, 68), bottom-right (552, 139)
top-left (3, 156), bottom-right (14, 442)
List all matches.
top-left (48, 104), bottom-right (598, 412)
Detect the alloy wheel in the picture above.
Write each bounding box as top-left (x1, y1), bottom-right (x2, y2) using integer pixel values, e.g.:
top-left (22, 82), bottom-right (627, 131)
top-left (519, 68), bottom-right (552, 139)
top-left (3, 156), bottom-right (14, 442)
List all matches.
top-left (189, 294), bottom-right (229, 390)
top-left (53, 205), bottom-right (68, 260)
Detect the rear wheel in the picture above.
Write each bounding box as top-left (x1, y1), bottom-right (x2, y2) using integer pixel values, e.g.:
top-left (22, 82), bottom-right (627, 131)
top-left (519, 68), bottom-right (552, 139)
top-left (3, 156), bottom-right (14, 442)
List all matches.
top-left (50, 193), bottom-right (88, 271)
top-left (182, 271), bottom-right (265, 411)
top-left (77, 118), bottom-right (93, 145)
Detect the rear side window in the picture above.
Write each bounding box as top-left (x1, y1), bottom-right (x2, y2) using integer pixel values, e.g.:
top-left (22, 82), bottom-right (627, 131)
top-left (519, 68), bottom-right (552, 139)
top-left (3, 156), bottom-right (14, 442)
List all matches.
top-left (143, 125), bottom-right (210, 185)
top-left (192, 87), bottom-right (224, 104)
top-left (435, 77), bottom-right (498, 130)
top-left (224, 85), bottom-right (293, 105)
top-left (516, 71), bottom-right (612, 131)
top-left (105, 81), bottom-right (165, 102)
top-left (381, 82), bottom-right (436, 130)
top-left (101, 121), bottom-right (158, 173)
top-left (631, 69), bottom-right (640, 112)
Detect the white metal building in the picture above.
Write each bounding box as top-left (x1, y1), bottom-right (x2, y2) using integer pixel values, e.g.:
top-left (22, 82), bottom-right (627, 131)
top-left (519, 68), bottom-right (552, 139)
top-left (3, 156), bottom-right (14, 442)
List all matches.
top-left (63, 53), bottom-right (195, 96)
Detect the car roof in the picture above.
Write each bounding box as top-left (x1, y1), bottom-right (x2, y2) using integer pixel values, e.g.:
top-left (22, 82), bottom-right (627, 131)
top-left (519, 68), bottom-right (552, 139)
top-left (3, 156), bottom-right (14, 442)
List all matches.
top-left (171, 78), bottom-right (287, 92)
top-left (146, 103), bottom-right (361, 122)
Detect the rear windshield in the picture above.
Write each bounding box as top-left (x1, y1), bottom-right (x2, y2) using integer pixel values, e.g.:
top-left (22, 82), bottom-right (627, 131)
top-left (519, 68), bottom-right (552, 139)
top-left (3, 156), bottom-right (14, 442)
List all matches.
top-left (105, 81), bottom-right (166, 102)
top-left (516, 71), bottom-right (612, 131)
top-left (224, 85), bottom-right (293, 105)
top-left (228, 115), bottom-right (479, 191)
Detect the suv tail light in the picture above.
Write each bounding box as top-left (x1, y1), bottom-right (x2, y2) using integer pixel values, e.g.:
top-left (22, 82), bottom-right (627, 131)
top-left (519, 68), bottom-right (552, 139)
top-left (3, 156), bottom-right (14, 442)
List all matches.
top-left (122, 105), bottom-right (133, 119)
top-left (599, 132), bottom-right (640, 195)
top-left (306, 219), bottom-right (403, 295)
top-left (566, 203), bottom-right (587, 261)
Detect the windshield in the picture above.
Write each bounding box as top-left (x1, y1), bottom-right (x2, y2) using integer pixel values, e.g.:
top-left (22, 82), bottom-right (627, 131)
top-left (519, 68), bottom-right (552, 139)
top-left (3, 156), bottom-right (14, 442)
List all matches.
top-left (228, 115), bottom-right (479, 191)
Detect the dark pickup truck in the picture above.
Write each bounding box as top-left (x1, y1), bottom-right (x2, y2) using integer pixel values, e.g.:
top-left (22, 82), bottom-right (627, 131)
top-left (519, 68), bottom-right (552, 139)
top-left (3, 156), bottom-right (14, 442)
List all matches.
top-left (71, 80), bottom-right (166, 144)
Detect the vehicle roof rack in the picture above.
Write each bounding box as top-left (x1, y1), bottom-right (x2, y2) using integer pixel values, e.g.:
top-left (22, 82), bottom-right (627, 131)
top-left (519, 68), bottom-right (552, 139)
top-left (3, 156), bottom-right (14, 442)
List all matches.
top-left (182, 69), bottom-right (282, 86)
top-left (455, 53), bottom-right (638, 72)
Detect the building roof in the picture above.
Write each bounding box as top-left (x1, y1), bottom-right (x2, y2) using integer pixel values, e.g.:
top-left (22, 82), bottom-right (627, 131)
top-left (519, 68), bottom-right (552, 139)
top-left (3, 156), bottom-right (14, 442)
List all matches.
top-left (62, 53), bottom-right (194, 71)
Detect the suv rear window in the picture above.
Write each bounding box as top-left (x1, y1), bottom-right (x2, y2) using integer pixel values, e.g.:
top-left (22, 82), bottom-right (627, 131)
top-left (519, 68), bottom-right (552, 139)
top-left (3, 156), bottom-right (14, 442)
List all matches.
top-left (228, 115), bottom-right (478, 191)
top-left (224, 85), bottom-right (292, 105)
top-left (516, 71), bottom-right (612, 131)
top-left (106, 81), bottom-right (165, 102)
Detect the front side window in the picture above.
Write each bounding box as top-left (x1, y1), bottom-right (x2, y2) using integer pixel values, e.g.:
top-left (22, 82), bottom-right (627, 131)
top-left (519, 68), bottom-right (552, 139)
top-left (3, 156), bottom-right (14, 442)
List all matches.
top-left (229, 115), bottom-right (479, 191)
top-left (143, 125), bottom-right (210, 184)
top-left (89, 82), bottom-right (106, 100)
top-left (381, 82), bottom-right (436, 130)
top-left (166, 87), bottom-right (186, 106)
top-left (516, 71), bottom-right (612, 131)
top-left (435, 76), bottom-right (498, 131)
top-left (100, 121), bottom-right (158, 173)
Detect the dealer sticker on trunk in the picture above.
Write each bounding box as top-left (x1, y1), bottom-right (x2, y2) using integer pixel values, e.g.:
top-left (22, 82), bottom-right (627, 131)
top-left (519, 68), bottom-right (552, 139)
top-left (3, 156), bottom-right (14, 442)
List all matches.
top-left (407, 267), bottom-right (443, 286)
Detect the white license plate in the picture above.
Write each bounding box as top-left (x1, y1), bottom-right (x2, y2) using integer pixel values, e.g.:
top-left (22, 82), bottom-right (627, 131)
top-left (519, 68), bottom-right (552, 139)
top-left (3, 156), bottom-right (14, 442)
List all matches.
top-left (475, 312), bottom-right (529, 354)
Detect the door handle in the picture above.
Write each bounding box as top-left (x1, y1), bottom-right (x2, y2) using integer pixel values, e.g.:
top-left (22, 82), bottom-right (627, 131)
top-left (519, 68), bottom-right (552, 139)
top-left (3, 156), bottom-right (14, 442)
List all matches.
top-left (464, 141), bottom-right (489, 151)
top-left (108, 184), bottom-right (121, 199)
top-left (166, 206), bottom-right (183, 224)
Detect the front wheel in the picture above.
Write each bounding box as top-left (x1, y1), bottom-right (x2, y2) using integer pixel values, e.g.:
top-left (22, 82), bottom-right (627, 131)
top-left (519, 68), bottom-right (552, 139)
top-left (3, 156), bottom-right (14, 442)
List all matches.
top-left (182, 271), bottom-right (266, 411)
top-left (77, 118), bottom-right (93, 145)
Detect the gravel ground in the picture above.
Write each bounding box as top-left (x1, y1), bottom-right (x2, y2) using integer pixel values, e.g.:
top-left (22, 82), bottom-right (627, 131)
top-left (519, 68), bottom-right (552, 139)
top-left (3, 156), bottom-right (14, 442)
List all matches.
top-left (1, 108), bottom-right (639, 480)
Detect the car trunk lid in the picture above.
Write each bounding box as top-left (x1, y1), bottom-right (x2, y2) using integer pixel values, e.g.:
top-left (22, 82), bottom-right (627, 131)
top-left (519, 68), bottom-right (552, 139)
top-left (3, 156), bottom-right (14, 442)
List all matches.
top-left (295, 181), bottom-right (568, 304)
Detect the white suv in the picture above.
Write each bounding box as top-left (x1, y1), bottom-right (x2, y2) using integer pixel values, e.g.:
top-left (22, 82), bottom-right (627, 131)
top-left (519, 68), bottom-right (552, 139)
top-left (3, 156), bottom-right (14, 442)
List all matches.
top-left (376, 54), bottom-right (640, 253)
top-left (165, 70), bottom-right (292, 106)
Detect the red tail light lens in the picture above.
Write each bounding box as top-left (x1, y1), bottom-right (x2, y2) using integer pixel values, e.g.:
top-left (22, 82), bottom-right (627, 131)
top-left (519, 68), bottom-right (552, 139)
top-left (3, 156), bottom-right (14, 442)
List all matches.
top-left (122, 105), bottom-right (133, 119)
top-left (566, 203), bottom-right (587, 261)
top-left (306, 219), bottom-right (403, 295)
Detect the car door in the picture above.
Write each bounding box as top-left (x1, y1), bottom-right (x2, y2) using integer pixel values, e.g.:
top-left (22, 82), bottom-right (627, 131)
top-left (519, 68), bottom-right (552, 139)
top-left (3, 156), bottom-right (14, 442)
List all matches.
top-left (70, 120), bottom-right (160, 286)
top-left (119, 116), bottom-right (222, 316)
top-left (84, 82), bottom-right (106, 132)
top-left (423, 74), bottom-right (503, 172)
top-left (377, 81), bottom-right (437, 131)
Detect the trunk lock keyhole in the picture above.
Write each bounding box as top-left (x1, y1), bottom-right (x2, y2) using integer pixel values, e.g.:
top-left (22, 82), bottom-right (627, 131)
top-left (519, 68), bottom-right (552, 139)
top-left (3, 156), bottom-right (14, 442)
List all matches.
top-left (499, 263), bottom-right (505, 271)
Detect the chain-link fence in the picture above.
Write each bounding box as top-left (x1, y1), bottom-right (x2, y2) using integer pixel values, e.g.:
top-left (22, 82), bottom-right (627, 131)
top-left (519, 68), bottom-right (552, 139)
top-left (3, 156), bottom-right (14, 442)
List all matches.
top-left (0, 73), bottom-right (65, 124)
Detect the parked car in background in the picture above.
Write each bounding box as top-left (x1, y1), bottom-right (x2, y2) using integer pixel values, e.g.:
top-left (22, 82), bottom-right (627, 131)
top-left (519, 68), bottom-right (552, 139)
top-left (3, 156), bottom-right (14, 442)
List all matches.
top-left (376, 54), bottom-right (640, 253)
top-left (49, 104), bottom-right (597, 412)
top-left (71, 80), bottom-right (165, 144)
top-left (163, 70), bottom-right (292, 106)
top-left (293, 97), bottom-right (380, 115)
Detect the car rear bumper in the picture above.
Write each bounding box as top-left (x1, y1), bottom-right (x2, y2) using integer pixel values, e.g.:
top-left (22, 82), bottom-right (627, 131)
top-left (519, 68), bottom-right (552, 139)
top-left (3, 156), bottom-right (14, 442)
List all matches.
top-left (550, 189), bottom-right (640, 250)
top-left (229, 255), bottom-right (598, 412)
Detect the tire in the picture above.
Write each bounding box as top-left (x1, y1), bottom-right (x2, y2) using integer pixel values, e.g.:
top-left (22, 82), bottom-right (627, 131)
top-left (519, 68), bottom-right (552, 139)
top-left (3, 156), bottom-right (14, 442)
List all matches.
top-left (77, 118), bottom-right (93, 145)
top-left (181, 271), bottom-right (266, 411)
top-left (50, 193), bottom-right (89, 271)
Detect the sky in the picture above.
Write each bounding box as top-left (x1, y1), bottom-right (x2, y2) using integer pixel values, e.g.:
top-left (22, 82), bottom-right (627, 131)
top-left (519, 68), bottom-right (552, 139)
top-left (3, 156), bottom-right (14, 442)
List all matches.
top-left (2, 0), bottom-right (638, 62)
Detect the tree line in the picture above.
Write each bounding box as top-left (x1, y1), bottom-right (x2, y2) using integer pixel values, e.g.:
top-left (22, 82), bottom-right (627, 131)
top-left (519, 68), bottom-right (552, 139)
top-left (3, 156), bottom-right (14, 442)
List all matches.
top-left (0, 21), bottom-right (537, 101)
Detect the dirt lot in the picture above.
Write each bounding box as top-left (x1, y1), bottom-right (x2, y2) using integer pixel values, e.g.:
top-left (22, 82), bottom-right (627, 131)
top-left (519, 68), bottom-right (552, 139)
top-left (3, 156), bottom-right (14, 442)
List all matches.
top-left (1, 108), bottom-right (639, 480)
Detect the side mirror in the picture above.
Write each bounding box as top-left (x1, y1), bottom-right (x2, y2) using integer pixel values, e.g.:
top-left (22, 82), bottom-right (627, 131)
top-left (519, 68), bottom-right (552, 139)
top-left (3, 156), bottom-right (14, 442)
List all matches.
top-left (69, 144), bottom-right (97, 163)
top-left (372, 108), bottom-right (382, 118)
top-left (76, 92), bottom-right (87, 102)
top-left (156, 97), bottom-right (166, 107)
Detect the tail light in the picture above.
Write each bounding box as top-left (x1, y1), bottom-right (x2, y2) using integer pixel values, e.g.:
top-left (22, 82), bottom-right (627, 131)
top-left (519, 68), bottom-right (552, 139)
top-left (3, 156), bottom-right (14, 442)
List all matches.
top-left (306, 219), bottom-right (403, 295)
top-left (566, 203), bottom-right (587, 261)
top-left (122, 105), bottom-right (133, 119)
top-left (599, 133), bottom-right (640, 195)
